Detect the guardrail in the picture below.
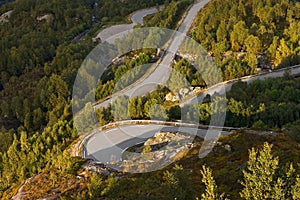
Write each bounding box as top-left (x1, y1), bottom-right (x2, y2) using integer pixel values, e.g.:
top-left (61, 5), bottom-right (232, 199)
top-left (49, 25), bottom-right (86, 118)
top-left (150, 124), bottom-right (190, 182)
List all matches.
top-left (180, 64), bottom-right (300, 105)
top-left (77, 63), bottom-right (300, 156)
top-left (77, 64), bottom-right (300, 157)
top-left (76, 120), bottom-right (239, 157)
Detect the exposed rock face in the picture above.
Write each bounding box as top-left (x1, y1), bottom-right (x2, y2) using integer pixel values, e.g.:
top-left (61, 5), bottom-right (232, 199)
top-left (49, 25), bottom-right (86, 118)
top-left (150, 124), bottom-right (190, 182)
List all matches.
top-left (119, 132), bottom-right (193, 172)
top-left (36, 14), bottom-right (53, 23)
top-left (11, 173), bottom-right (87, 200)
top-left (0, 10), bottom-right (13, 23)
top-left (11, 177), bottom-right (33, 200)
top-left (179, 87), bottom-right (190, 97)
top-left (165, 87), bottom-right (204, 101)
top-left (165, 92), bottom-right (179, 102)
top-left (224, 144), bottom-right (232, 152)
top-left (11, 160), bottom-right (123, 200)
top-left (82, 161), bottom-right (121, 177)
top-left (144, 132), bottom-right (191, 146)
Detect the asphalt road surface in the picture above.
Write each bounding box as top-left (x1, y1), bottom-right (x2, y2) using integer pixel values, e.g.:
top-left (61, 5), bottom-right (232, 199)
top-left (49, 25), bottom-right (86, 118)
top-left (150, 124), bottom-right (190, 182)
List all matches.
top-left (83, 123), bottom-right (230, 162)
top-left (94, 0), bottom-right (211, 109)
top-left (181, 65), bottom-right (300, 106)
top-left (83, 0), bottom-right (300, 165)
top-left (84, 65), bottom-right (300, 163)
top-left (94, 6), bottom-right (162, 42)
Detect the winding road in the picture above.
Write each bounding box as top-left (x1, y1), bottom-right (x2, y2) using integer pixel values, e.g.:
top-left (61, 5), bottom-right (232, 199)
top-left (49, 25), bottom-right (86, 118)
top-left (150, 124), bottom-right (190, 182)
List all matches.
top-left (94, 0), bottom-right (211, 109)
top-left (181, 65), bottom-right (300, 106)
top-left (80, 64), bottom-right (300, 166)
top-left (94, 6), bottom-right (163, 42)
top-left (83, 122), bottom-right (231, 163)
top-left (80, 0), bottom-right (300, 166)
top-left (81, 0), bottom-right (215, 163)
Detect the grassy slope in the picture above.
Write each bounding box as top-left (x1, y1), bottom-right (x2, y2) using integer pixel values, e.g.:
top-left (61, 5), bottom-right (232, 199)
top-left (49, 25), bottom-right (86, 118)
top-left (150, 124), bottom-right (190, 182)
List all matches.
top-left (18, 130), bottom-right (300, 199)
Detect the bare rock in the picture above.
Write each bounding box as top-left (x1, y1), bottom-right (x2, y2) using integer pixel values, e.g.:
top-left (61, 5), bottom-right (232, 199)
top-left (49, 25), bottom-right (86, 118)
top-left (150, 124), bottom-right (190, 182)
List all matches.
top-left (224, 144), bottom-right (232, 152)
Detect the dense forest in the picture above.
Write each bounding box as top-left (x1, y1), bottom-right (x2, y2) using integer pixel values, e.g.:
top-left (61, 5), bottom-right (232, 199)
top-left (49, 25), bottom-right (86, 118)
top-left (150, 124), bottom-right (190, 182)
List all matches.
top-left (144, 0), bottom-right (192, 29)
top-left (184, 76), bottom-right (300, 129)
top-left (0, 0), bottom-right (166, 198)
top-left (22, 133), bottom-right (299, 199)
top-left (192, 0), bottom-right (300, 80)
top-left (95, 76), bottom-right (300, 132)
top-left (0, 0), bottom-right (165, 130)
top-left (0, 0), bottom-right (299, 199)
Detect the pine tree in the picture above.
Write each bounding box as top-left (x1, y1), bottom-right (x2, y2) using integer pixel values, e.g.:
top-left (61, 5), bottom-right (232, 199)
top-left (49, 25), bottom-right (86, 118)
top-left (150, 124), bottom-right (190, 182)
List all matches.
top-left (199, 165), bottom-right (227, 200)
top-left (162, 165), bottom-right (187, 200)
top-left (292, 177), bottom-right (300, 200)
top-left (240, 142), bottom-right (286, 200)
top-left (89, 173), bottom-right (104, 199)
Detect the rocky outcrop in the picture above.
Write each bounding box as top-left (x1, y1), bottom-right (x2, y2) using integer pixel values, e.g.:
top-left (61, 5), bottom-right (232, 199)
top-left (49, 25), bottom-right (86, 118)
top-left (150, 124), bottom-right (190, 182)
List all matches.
top-left (36, 14), bottom-right (53, 23)
top-left (11, 177), bottom-right (33, 200)
top-left (165, 92), bottom-right (179, 102)
top-left (165, 87), bottom-right (204, 102)
top-left (119, 132), bottom-right (193, 172)
top-left (224, 144), bottom-right (232, 152)
top-left (0, 10), bottom-right (13, 24)
top-left (81, 160), bottom-right (122, 177)
top-left (144, 131), bottom-right (191, 146)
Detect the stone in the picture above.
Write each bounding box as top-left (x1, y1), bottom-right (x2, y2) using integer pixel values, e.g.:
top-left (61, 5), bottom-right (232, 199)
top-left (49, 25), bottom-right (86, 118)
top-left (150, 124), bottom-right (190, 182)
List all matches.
top-left (165, 92), bottom-right (179, 101)
top-left (224, 144), bottom-right (232, 152)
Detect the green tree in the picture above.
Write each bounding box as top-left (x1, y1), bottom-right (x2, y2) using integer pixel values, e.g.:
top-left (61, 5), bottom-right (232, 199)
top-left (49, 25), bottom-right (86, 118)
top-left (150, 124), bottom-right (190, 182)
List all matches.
top-left (292, 177), bottom-right (300, 200)
top-left (251, 120), bottom-right (267, 130)
top-left (128, 97), bottom-right (144, 119)
top-left (0, 100), bottom-right (10, 117)
top-left (216, 20), bottom-right (227, 42)
top-left (45, 74), bottom-right (69, 111)
top-left (240, 142), bottom-right (295, 200)
top-left (245, 35), bottom-right (262, 54)
top-left (199, 165), bottom-right (227, 200)
top-left (148, 104), bottom-right (167, 120)
top-left (162, 165), bottom-right (188, 199)
top-left (244, 53), bottom-right (258, 74)
top-left (20, 131), bottom-right (30, 153)
top-left (111, 96), bottom-right (130, 121)
top-left (89, 173), bottom-right (104, 199)
top-left (230, 21), bottom-right (249, 51)
top-left (168, 105), bottom-right (181, 120)
top-left (275, 39), bottom-right (293, 67)
top-left (267, 36), bottom-right (279, 62)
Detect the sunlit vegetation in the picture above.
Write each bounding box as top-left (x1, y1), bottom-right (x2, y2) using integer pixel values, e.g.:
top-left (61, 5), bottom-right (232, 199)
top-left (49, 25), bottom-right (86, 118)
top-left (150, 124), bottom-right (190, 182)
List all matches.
top-left (0, 0), bottom-right (166, 198)
top-left (173, 77), bottom-right (300, 129)
top-left (96, 76), bottom-right (300, 130)
top-left (0, 0), bottom-right (299, 199)
top-left (95, 85), bottom-right (169, 125)
top-left (95, 50), bottom-right (158, 101)
top-left (192, 0), bottom-right (300, 80)
top-left (53, 133), bottom-right (299, 199)
top-left (144, 0), bottom-right (193, 29)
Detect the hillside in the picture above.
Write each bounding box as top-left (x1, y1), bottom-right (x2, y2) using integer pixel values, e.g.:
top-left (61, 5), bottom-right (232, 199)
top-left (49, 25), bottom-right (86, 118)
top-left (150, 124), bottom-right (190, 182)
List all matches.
top-left (9, 129), bottom-right (300, 199)
top-left (0, 0), bottom-right (299, 199)
top-left (192, 0), bottom-right (300, 79)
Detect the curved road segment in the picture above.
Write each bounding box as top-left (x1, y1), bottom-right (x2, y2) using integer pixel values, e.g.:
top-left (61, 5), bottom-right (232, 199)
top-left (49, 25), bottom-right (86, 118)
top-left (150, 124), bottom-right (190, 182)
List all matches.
top-left (94, 0), bottom-right (211, 109)
top-left (83, 65), bottom-right (300, 163)
top-left (83, 123), bottom-right (230, 163)
top-left (83, 0), bottom-right (215, 164)
top-left (181, 65), bottom-right (300, 106)
top-left (95, 6), bottom-right (163, 42)
top-left (82, 0), bottom-right (300, 165)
